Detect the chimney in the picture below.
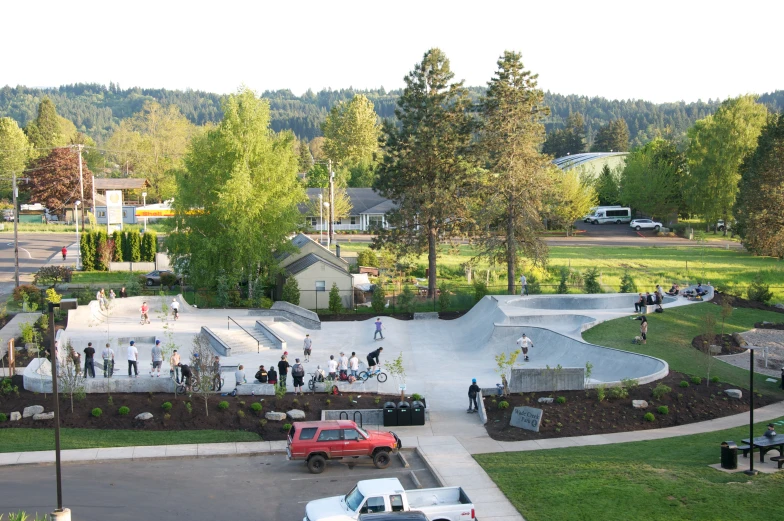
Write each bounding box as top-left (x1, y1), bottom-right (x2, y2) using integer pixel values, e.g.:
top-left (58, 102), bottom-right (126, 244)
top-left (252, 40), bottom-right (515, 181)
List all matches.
top-left (336, 244), bottom-right (341, 258)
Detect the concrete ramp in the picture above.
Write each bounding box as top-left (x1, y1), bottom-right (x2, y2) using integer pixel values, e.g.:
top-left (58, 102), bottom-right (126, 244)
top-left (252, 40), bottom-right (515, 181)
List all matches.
top-left (505, 314), bottom-right (596, 336)
top-left (509, 293), bottom-right (676, 310)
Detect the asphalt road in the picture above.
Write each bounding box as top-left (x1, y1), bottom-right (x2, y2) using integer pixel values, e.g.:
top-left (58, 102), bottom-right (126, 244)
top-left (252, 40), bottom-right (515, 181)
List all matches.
top-left (0, 451), bottom-right (437, 521)
top-left (0, 233), bottom-right (74, 285)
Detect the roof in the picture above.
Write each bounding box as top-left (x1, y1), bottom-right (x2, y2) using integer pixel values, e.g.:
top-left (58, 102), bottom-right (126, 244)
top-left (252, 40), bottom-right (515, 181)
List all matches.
top-left (276, 233), bottom-right (345, 265)
top-left (303, 188), bottom-right (391, 215)
top-left (552, 152), bottom-right (628, 171)
top-left (283, 253), bottom-right (348, 276)
top-left (93, 178), bottom-right (150, 190)
top-left (357, 478), bottom-right (405, 497)
top-left (292, 420), bottom-right (358, 428)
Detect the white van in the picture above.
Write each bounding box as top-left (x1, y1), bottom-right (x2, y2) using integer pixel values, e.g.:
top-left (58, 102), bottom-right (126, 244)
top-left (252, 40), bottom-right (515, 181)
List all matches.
top-left (583, 206), bottom-right (622, 223)
top-left (589, 207), bottom-right (632, 224)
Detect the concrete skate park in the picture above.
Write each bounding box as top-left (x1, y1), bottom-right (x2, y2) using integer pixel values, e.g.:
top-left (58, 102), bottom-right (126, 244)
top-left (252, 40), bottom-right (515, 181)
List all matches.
top-left (24, 288), bottom-right (712, 411)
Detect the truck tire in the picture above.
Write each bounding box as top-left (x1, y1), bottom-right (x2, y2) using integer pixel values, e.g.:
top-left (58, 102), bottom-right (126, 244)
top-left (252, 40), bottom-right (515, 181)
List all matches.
top-left (373, 450), bottom-right (391, 469)
top-left (307, 454), bottom-right (326, 474)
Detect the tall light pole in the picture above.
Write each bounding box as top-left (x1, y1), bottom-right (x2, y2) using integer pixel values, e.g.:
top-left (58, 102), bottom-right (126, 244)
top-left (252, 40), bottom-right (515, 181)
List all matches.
top-left (13, 172), bottom-right (20, 287)
top-left (142, 191), bottom-right (147, 232)
top-left (74, 201), bottom-right (81, 270)
top-left (328, 161), bottom-right (335, 247)
top-left (48, 301), bottom-right (70, 521)
top-left (323, 202), bottom-right (330, 249)
top-left (318, 193), bottom-right (323, 246)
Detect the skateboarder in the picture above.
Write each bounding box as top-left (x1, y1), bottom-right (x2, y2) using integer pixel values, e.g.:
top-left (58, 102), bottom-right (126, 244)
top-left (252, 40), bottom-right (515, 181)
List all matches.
top-left (467, 378), bottom-right (480, 413)
top-left (303, 334), bottom-right (312, 362)
top-left (374, 318), bottom-right (384, 340)
top-left (516, 333), bottom-right (533, 361)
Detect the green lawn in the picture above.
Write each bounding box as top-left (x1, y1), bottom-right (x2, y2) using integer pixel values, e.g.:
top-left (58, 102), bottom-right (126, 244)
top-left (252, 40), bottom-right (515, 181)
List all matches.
top-left (583, 303), bottom-right (784, 399)
top-left (0, 428), bottom-right (260, 453)
top-left (0, 222), bottom-right (169, 234)
top-left (476, 416), bottom-right (784, 521)
top-left (71, 271), bottom-right (147, 284)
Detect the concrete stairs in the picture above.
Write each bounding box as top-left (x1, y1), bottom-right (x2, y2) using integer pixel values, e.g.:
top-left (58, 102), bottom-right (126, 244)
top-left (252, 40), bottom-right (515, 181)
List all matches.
top-left (211, 328), bottom-right (272, 354)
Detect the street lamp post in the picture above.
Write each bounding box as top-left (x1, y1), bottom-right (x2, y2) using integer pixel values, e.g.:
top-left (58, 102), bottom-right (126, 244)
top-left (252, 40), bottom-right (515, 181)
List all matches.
top-left (318, 193), bottom-right (323, 246)
top-left (49, 301), bottom-right (70, 520)
top-left (744, 345), bottom-right (761, 476)
top-left (323, 202), bottom-right (330, 249)
top-left (74, 200), bottom-right (81, 270)
top-left (142, 192), bottom-right (147, 232)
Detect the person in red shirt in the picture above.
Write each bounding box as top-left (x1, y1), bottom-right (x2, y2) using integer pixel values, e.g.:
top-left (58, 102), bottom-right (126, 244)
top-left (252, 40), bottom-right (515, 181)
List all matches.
top-left (140, 301), bottom-right (150, 325)
top-left (61, 246), bottom-right (67, 261)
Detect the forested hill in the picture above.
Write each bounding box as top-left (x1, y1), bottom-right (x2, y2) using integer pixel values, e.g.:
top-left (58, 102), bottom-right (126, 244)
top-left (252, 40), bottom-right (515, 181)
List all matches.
top-left (1, 83), bottom-right (782, 146)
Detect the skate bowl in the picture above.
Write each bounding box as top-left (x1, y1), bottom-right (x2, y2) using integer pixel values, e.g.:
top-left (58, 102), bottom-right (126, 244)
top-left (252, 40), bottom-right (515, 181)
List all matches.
top-left (509, 293), bottom-right (676, 310)
top-left (504, 314), bottom-right (596, 335)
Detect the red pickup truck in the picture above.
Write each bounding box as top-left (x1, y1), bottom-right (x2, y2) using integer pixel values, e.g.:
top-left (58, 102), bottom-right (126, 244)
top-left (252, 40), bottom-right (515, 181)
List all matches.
top-left (287, 420), bottom-right (402, 474)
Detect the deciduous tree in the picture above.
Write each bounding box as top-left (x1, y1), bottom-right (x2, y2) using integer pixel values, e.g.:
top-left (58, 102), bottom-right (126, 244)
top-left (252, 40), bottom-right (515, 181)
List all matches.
top-left (620, 138), bottom-right (686, 222)
top-left (374, 48), bottom-right (477, 297)
top-left (26, 147), bottom-right (92, 214)
top-left (547, 170), bottom-right (597, 236)
top-left (322, 94), bottom-right (380, 168)
top-left (0, 117), bottom-right (31, 194)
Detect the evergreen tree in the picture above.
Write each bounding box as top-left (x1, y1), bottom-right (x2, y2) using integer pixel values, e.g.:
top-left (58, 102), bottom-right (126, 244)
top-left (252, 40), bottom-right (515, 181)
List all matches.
top-left (374, 48), bottom-right (477, 297)
top-left (583, 267), bottom-right (602, 293)
top-left (371, 283), bottom-right (386, 313)
top-left (594, 164), bottom-right (621, 206)
top-left (591, 119), bottom-right (630, 152)
top-left (736, 113), bottom-right (784, 257)
top-left (619, 271), bottom-right (637, 293)
top-left (281, 277), bottom-right (300, 306)
top-left (328, 282), bottom-right (343, 313)
top-left (111, 230), bottom-right (123, 261)
top-left (79, 232), bottom-right (95, 271)
top-left (25, 98), bottom-right (65, 156)
top-left (556, 268), bottom-right (569, 294)
top-left (298, 139), bottom-right (312, 173)
top-left (542, 112), bottom-right (586, 157)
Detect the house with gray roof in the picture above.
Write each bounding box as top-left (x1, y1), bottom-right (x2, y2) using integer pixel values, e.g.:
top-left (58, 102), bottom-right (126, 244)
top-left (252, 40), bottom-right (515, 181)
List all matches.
top-left (302, 188), bottom-right (392, 232)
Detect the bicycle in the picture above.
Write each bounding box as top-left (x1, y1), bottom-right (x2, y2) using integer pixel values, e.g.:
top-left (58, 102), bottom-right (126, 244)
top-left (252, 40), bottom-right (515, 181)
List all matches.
top-left (174, 371), bottom-right (201, 394)
top-left (358, 367), bottom-right (388, 383)
top-left (307, 368), bottom-right (327, 391)
top-left (172, 308), bottom-right (179, 321)
top-left (139, 313), bottom-right (150, 325)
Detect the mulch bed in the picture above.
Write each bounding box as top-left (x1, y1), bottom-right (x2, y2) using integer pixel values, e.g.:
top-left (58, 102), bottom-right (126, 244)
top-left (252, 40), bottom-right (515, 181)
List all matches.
top-left (754, 322), bottom-right (784, 330)
top-left (0, 390), bottom-right (398, 441)
top-left (691, 333), bottom-right (746, 355)
top-left (483, 371), bottom-right (775, 441)
top-left (712, 291), bottom-right (784, 314)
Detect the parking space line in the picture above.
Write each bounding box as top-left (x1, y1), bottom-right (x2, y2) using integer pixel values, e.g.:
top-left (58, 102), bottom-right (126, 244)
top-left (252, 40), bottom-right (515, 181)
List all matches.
top-left (290, 467), bottom-right (430, 483)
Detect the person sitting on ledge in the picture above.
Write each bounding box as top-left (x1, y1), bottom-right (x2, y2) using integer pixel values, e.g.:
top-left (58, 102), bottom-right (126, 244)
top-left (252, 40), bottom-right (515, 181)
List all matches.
top-left (695, 283), bottom-right (708, 296)
top-left (666, 283), bottom-right (679, 296)
top-left (255, 365), bottom-right (268, 383)
top-left (235, 364), bottom-right (246, 387)
top-left (267, 366), bottom-right (278, 386)
top-left (634, 293), bottom-right (646, 313)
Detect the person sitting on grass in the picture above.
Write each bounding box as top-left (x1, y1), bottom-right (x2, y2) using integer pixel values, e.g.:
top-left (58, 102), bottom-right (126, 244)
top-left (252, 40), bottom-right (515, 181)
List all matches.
top-left (695, 283), bottom-right (708, 297)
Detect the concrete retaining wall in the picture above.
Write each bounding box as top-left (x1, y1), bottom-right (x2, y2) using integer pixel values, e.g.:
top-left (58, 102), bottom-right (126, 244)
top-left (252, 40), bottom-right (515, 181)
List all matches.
top-left (310, 379), bottom-right (379, 394)
top-left (255, 321), bottom-right (286, 350)
top-left (250, 301), bottom-right (321, 330)
top-left (509, 367), bottom-right (585, 393)
top-left (0, 313), bottom-right (41, 361)
top-left (23, 358), bottom-right (52, 393)
top-left (109, 262), bottom-right (155, 272)
top-left (232, 383), bottom-right (277, 396)
top-left (413, 312), bottom-right (439, 320)
top-left (201, 328), bottom-right (231, 357)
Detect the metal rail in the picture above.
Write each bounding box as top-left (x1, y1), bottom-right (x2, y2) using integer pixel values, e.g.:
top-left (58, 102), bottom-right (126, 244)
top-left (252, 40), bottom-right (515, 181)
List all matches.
top-left (228, 316), bottom-right (260, 353)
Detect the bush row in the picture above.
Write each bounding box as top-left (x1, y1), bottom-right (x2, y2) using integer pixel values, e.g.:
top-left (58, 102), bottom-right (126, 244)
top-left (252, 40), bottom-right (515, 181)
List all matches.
top-left (80, 230), bottom-right (157, 271)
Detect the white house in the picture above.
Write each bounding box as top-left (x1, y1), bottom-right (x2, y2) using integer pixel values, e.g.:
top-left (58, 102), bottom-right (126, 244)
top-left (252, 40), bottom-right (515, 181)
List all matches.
top-left (302, 188), bottom-right (392, 232)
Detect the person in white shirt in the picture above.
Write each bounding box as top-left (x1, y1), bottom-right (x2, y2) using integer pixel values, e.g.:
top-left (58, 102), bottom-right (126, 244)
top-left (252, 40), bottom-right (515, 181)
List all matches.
top-left (171, 299), bottom-right (180, 320)
top-left (516, 333), bottom-right (533, 362)
top-left (127, 340), bottom-right (139, 377)
top-left (303, 334), bottom-right (312, 362)
top-left (102, 343), bottom-right (114, 378)
top-left (349, 352), bottom-right (359, 378)
top-left (235, 364), bottom-right (246, 387)
top-left (327, 355), bottom-right (338, 380)
top-left (338, 351), bottom-right (349, 379)
top-left (520, 274), bottom-right (528, 296)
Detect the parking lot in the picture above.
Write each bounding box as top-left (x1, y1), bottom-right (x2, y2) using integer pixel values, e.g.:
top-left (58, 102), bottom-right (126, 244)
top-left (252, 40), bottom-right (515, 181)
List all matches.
top-left (0, 451), bottom-right (438, 521)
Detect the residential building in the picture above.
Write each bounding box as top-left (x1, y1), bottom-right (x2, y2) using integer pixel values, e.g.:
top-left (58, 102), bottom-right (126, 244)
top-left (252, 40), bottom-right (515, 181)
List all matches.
top-left (302, 188), bottom-right (392, 232)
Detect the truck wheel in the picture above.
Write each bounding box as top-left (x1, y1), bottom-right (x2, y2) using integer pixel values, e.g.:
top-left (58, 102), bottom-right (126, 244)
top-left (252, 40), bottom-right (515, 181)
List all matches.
top-left (373, 450), bottom-right (391, 469)
top-left (307, 454), bottom-right (326, 474)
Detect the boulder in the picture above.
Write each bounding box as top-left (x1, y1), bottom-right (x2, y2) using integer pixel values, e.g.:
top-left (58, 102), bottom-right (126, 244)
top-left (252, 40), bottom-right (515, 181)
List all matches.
top-left (33, 412), bottom-right (54, 421)
top-left (286, 409), bottom-right (306, 420)
top-left (23, 405), bottom-right (44, 418)
top-left (632, 400), bottom-right (648, 409)
top-left (265, 411), bottom-right (286, 421)
top-left (135, 412), bottom-right (154, 421)
top-left (774, 303), bottom-right (784, 310)
top-left (537, 397), bottom-right (554, 404)
top-left (732, 333), bottom-right (748, 347)
top-left (709, 345), bottom-right (723, 355)
top-left (10, 412), bottom-right (21, 421)
top-left (725, 389), bottom-right (743, 399)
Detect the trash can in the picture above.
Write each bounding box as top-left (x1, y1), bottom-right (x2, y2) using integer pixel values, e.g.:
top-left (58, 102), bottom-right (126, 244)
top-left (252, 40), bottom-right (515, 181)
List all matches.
top-left (397, 401), bottom-right (411, 426)
top-left (721, 441), bottom-right (738, 470)
top-left (383, 402), bottom-right (398, 427)
top-left (411, 400), bottom-right (426, 426)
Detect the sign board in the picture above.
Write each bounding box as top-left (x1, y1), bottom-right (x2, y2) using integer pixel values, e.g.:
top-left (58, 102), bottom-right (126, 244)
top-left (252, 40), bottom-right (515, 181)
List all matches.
top-left (398, 384), bottom-right (406, 391)
top-left (510, 406), bottom-right (543, 432)
top-left (106, 190), bottom-right (123, 233)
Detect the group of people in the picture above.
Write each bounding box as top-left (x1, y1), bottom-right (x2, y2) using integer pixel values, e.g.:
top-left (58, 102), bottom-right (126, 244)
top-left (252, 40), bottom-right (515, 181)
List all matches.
top-left (634, 289), bottom-right (665, 313)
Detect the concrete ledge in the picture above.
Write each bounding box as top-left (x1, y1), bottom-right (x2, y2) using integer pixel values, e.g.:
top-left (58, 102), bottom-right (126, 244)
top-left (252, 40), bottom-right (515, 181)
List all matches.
top-left (233, 383), bottom-right (277, 396)
top-left (83, 376), bottom-right (176, 393)
top-left (250, 301), bottom-right (321, 330)
top-left (323, 408), bottom-right (383, 424)
top-left (201, 327), bottom-right (232, 357)
top-left (23, 358), bottom-right (53, 393)
top-left (255, 320), bottom-right (286, 350)
top-left (510, 367), bottom-right (585, 393)
top-left (311, 379), bottom-right (379, 394)
top-left (413, 312), bottom-right (439, 320)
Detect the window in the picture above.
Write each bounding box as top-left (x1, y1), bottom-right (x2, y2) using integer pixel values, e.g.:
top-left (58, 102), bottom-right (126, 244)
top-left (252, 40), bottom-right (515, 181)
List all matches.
top-left (317, 429), bottom-right (341, 442)
top-left (315, 281), bottom-right (326, 292)
top-left (350, 216), bottom-right (357, 225)
top-left (122, 211), bottom-right (127, 217)
top-left (299, 427), bottom-right (318, 440)
top-left (345, 487), bottom-right (365, 512)
top-left (343, 429), bottom-right (361, 441)
top-left (369, 216), bottom-right (383, 226)
top-left (309, 217), bottom-right (317, 226)
top-left (390, 495), bottom-right (404, 512)
top-left (99, 211), bottom-right (106, 217)
top-left (360, 497), bottom-right (386, 514)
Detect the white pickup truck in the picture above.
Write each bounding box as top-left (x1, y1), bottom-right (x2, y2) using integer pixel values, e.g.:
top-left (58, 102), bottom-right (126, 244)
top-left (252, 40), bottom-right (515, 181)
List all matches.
top-left (304, 478), bottom-right (476, 521)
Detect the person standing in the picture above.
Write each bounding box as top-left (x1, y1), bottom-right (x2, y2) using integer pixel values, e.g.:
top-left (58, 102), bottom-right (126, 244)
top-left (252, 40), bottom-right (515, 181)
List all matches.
top-left (119, 286), bottom-right (128, 298)
top-left (169, 349), bottom-right (181, 383)
top-left (277, 355), bottom-right (290, 390)
top-left (338, 351), bottom-right (349, 379)
top-left (516, 333), bottom-right (533, 362)
top-left (367, 347), bottom-right (383, 373)
top-left (127, 340), bottom-right (139, 377)
top-left (327, 355), bottom-right (338, 380)
top-left (519, 274), bottom-right (528, 296)
top-left (349, 352), bottom-right (359, 378)
top-left (303, 334), bottom-right (312, 362)
top-left (374, 318), bottom-right (384, 340)
top-left (291, 358), bottom-right (305, 395)
top-left (83, 342), bottom-right (96, 378)
top-left (213, 355), bottom-right (223, 391)
top-left (640, 316), bottom-right (648, 345)
top-left (101, 343), bottom-right (114, 377)
top-left (61, 246), bottom-right (67, 261)
top-left (467, 378), bottom-right (480, 413)
top-left (150, 339), bottom-right (163, 377)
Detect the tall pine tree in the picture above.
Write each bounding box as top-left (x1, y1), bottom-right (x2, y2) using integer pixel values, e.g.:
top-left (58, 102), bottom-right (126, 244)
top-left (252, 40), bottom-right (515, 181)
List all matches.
top-left (591, 119), bottom-right (630, 152)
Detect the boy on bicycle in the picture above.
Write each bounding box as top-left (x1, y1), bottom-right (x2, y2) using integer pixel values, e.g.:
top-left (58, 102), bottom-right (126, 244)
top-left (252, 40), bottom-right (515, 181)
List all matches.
top-left (178, 363), bottom-right (192, 391)
top-left (367, 347), bottom-right (383, 373)
top-left (140, 302), bottom-right (150, 324)
top-left (171, 298), bottom-right (179, 320)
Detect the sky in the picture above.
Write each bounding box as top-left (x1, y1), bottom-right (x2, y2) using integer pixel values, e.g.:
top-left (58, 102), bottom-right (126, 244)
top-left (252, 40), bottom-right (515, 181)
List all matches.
top-left (4, 0), bottom-right (782, 104)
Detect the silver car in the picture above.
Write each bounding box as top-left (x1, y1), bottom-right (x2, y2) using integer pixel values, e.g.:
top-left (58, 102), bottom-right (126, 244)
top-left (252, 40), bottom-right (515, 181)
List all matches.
top-left (630, 219), bottom-right (662, 231)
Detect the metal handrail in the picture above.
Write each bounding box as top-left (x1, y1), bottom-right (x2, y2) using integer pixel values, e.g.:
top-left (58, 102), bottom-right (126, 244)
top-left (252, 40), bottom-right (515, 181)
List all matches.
top-left (227, 316), bottom-right (260, 353)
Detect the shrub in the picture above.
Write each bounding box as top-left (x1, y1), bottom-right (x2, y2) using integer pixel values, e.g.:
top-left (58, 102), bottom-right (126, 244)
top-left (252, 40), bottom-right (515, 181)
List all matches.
top-left (184, 402), bottom-right (193, 414)
top-left (498, 400), bottom-right (510, 410)
top-left (325, 399), bottom-right (331, 406)
top-left (679, 381), bottom-right (690, 388)
top-left (556, 268), bottom-right (569, 294)
top-left (556, 396), bottom-right (567, 404)
top-left (0, 413), bottom-right (7, 422)
top-left (164, 413), bottom-right (171, 421)
top-left (281, 276), bottom-right (300, 306)
top-left (118, 406), bottom-right (130, 416)
top-left (20, 321), bottom-right (35, 344)
top-left (473, 280), bottom-right (489, 303)
top-left (237, 410), bottom-right (246, 419)
top-left (609, 386), bottom-right (628, 400)
top-left (710, 376), bottom-right (720, 383)
top-left (91, 408), bottom-right (103, 418)
top-left (644, 412), bottom-right (655, 422)
top-left (619, 270), bottom-right (637, 293)
top-left (160, 271), bottom-right (178, 288)
top-left (328, 282), bottom-right (343, 313)
top-left (438, 282), bottom-right (452, 311)
top-left (238, 400), bottom-right (246, 407)
top-left (371, 283), bottom-right (386, 313)
top-left (652, 384), bottom-right (672, 400)
top-left (596, 384), bottom-right (606, 402)
top-left (141, 231), bottom-right (157, 262)
top-left (282, 422), bottom-right (293, 432)
top-left (259, 297), bottom-right (273, 309)
top-left (583, 267), bottom-right (602, 294)
top-left (356, 249), bottom-right (379, 267)
top-left (747, 273), bottom-right (773, 303)
top-left (411, 393), bottom-right (423, 401)
top-left (690, 376), bottom-right (702, 385)
top-left (126, 230), bottom-right (142, 262)
top-left (527, 274), bottom-right (542, 294)
top-left (397, 285), bottom-right (414, 313)
top-left (620, 378), bottom-right (639, 390)
top-left (657, 406), bottom-right (669, 415)
top-left (13, 284), bottom-right (42, 307)
top-left (250, 402), bottom-right (262, 413)
top-left (80, 232), bottom-right (95, 270)
top-left (217, 401), bottom-right (229, 410)
top-left (374, 397), bottom-right (381, 405)
top-left (112, 230), bottom-right (124, 261)
top-left (161, 402), bottom-right (173, 412)
top-left (34, 265), bottom-right (73, 285)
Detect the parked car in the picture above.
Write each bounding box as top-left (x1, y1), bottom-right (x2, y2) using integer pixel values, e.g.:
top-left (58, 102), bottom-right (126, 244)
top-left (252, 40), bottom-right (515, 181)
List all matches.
top-left (144, 270), bottom-right (181, 286)
top-left (630, 219), bottom-right (662, 231)
top-left (716, 219), bottom-right (734, 231)
top-left (304, 478), bottom-right (476, 521)
top-left (287, 420), bottom-right (401, 474)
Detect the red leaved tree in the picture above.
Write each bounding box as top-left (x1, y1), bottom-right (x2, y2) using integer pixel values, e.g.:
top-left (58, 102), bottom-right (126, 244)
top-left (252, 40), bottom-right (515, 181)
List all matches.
top-left (27, 147), bottom-right (92, 215)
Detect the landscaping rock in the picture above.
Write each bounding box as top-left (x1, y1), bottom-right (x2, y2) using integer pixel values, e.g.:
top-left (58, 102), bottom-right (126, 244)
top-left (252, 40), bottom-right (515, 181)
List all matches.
top-left (709, 344), bottom-right (723, 355)
top-left (10, 412), bottom-right (21, 421)
top-left (775, 303), bottom-right (784, 310)
top-left (725, 389), bottom-right (743, 399)
top-left (135, 412), bottom-right (153, 421)
top-left (732, 332), bottom-right (748, 347)
top-left (265, 411), bottom-right (286, 421)
top-left (23, 405), bottom-right (44, 418)
top-left (33, 412), bottom-right (54, 421)
top-left (632, 400), bottom-right (648, 409)
top-left (286, 409), bottom-right (306, 420)
top-left (537, 397), bottom-right (554, 404)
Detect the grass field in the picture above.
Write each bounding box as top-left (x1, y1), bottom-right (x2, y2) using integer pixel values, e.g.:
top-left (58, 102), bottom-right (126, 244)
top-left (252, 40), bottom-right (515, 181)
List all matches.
top-left (0, 428), bottom-right (260, 453)
top-left (476, 416), bottom-right (784, 521)
top-left (71, 271), bottom-right (147, 284)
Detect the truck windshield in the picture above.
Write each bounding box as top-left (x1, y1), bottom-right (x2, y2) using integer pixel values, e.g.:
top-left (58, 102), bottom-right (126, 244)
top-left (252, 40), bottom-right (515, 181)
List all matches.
top-left (345, 486), bottom-right (365, 512)
top-left (356, 426), bottom-right (370, 438)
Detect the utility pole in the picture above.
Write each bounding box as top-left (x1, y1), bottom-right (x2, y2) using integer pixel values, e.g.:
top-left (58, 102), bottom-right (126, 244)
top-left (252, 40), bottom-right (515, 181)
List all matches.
top-left (77, 144), bottom-right (84, 227)
top-left (13, 172), bottom-right (19, 288)
top-left (328, 160), bottom-right (335, 248)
